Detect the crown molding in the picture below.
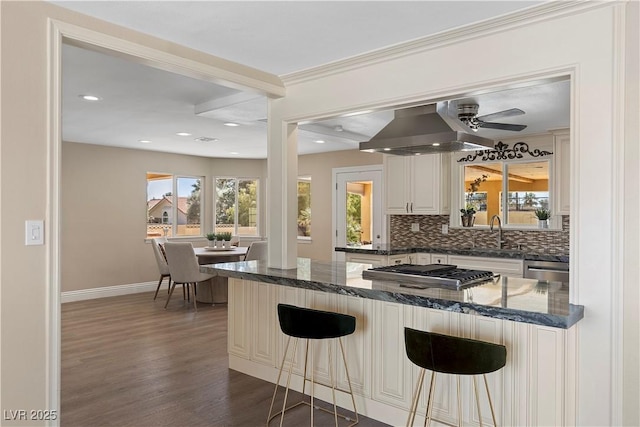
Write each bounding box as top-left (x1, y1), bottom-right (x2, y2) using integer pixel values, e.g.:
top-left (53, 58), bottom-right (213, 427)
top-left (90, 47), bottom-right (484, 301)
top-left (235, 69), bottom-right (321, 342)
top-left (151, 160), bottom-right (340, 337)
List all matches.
top-left (281, 1), bottom-right (610, 86)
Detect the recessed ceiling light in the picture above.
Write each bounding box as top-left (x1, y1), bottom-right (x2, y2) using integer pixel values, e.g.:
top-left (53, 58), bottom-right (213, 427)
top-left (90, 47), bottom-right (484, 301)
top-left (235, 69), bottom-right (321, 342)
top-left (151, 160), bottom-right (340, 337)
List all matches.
top-left (314, 140), bottom-right (325, 144)
top-left (229, 151), bottom-right (239, 155)
top-left (383, 148), bottom-right (391, 151)
top-left (139, 139), bottom-right (152, 144)
top-left (432, 143), bottom-right (441, 147)
top-left (224, 122), bottom-right (240, 127)
top-left (176, 132), bottom-right (192, 136)
top-left (80, 94), bottom-right (101, 101)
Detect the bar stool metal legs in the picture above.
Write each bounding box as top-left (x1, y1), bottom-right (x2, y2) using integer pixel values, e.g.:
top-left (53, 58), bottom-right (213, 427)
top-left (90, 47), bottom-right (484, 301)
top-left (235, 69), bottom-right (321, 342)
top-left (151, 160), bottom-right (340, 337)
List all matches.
top-left (267, 304), bottom-right (359, 426)
top-left (404, 328), bottom-right (507, 427)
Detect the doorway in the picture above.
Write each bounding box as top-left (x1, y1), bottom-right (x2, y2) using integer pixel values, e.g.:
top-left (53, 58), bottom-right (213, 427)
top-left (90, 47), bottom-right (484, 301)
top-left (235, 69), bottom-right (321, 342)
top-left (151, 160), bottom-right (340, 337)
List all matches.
top-left (333, 166), bottom-right (384, 261)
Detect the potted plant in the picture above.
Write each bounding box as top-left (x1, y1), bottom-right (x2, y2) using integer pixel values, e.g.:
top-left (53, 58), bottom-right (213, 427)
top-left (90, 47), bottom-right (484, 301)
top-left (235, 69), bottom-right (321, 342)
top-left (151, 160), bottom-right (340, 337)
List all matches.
top-left (216, 232), bottom-right (232, 247)
top-left (534, 208), bottom-right (551, 228)
top-left (205, 232), bottom-right (217, 247)
top-left (459, 205), bottom-right (477, 227)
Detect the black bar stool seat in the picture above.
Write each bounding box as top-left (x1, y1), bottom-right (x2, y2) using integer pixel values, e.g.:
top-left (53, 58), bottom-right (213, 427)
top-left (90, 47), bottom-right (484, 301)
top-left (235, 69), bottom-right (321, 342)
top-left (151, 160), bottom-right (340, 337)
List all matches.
top-left (404, 327), bottom-right (507, 427)
top-left (267, 304), bottom-right (359, 426)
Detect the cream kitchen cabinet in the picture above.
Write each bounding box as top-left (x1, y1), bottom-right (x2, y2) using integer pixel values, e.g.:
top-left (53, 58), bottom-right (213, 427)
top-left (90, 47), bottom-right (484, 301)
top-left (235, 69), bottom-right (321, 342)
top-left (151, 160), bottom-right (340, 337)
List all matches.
top-left (384, 153), bottom-right (450, 215)
top-left (345, 252), bottom-right (408, 267)
top-left (553, 129), bottom-right (570, 215)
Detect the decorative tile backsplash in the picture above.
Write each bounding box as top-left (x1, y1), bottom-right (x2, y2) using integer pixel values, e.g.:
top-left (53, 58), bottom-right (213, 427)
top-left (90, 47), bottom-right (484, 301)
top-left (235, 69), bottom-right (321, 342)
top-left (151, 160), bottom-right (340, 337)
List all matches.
top-left (389, 215), bottom-right (569, 255)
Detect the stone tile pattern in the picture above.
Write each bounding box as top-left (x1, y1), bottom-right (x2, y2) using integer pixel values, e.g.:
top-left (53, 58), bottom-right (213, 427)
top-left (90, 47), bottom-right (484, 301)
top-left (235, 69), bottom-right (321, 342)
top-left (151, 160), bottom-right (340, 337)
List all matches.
top-left (390, 215), bottom-right (570, 255)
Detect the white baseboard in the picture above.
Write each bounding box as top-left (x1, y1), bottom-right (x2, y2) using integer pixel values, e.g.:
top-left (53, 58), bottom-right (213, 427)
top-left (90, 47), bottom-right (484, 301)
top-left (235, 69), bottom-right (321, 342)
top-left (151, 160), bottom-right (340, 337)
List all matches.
top-left (61, 281), bottom-right (158, 303)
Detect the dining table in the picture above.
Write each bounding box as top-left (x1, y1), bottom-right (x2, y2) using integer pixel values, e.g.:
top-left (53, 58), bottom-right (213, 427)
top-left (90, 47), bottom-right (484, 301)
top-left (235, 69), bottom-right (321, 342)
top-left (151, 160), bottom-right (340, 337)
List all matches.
top-left (193, 245), bottom-right (248, 304)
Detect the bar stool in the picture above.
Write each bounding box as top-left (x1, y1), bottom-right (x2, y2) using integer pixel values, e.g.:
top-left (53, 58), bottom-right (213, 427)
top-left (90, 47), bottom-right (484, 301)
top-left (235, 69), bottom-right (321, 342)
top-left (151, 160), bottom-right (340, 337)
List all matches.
top-left (267, 304), bottom-right (359, 426)
top-left (404, 327), bottom-right (507, 427)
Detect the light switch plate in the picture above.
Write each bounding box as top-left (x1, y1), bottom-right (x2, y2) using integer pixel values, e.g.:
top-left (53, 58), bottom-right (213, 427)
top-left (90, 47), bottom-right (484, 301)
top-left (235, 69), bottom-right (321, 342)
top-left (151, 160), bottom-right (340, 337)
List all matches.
top-left (25, 220), bottom-right (44, 245)
top-left (441, 224), bottom-right (449, 235)
top-left (411, 223), bottom-right (420, 232)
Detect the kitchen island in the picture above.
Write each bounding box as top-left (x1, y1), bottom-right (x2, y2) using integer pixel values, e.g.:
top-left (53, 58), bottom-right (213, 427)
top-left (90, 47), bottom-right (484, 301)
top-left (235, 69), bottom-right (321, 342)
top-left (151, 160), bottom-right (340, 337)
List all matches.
top-left (202, 259), bottom-right (582, 426)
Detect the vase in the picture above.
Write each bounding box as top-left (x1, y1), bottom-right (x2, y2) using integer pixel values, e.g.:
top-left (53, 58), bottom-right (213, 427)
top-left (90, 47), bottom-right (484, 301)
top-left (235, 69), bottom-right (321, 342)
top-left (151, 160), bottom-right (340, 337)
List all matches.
top-left (461, 214), bottom-right (475, 227)
top-left (207, 240), bottom-right (215, 247)
top-left (538, 219), bottom-right (549, 229)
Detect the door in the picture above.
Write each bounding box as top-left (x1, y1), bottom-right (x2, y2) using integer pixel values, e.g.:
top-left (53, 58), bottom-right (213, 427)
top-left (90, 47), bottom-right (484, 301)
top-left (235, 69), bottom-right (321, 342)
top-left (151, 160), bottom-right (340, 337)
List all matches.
top-left (334, 167), bottom-right (383, 259)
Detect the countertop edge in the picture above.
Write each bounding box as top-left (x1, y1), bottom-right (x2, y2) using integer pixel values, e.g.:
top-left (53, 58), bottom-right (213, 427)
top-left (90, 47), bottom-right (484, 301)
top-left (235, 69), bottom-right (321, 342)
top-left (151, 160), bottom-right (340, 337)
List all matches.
top-left (205, 265), bottom-right (583, 329)
top-left (335, 246), bottom-right (569, 263)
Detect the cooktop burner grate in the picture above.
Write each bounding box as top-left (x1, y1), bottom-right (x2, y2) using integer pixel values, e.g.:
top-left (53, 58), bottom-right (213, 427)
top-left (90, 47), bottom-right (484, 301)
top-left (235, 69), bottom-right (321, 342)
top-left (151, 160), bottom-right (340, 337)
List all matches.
top-left (362, 264), bottom-right (497, 289)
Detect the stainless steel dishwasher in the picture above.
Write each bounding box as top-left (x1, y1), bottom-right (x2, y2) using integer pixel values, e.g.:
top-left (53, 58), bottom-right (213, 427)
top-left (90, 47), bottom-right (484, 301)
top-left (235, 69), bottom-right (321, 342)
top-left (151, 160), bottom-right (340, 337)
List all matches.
top-left (524, 260), bottom-right (569, 282)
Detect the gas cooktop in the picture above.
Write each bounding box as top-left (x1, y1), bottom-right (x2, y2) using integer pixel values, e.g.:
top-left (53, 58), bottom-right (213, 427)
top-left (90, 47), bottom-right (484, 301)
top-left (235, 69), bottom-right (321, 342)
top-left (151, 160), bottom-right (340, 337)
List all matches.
top-left (362, 264), bottom-right (497, 290)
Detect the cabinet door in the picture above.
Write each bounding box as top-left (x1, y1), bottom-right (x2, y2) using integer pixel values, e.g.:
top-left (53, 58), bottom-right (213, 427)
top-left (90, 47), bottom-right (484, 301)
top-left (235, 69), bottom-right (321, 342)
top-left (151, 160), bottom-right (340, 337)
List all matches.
top-left (384, 155), bottom-right (409, 214)
top-left (553, 131), bottom-right (570, 215)
top-left (411, 154), bottom-right (451, 215)
top-left (228, 278), bottom-right (251, 359)
top-left (371, 300), bottom-right (414, 409)
top-left (250, 282), bottom-right (277, 367)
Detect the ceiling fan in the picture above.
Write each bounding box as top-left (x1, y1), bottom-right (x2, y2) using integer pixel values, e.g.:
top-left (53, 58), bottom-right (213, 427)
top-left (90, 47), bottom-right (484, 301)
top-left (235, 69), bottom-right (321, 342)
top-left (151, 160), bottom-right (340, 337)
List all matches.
top-left (457, 104), bottom-right (527, 132)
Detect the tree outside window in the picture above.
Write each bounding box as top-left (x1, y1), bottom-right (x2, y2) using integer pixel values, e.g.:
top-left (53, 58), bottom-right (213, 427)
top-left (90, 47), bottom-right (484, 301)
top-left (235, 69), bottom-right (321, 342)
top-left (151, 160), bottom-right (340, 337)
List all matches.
top-left (215, 178), bottom-right (259, 236)
top-left (297, 177), bottom-right (311, 238)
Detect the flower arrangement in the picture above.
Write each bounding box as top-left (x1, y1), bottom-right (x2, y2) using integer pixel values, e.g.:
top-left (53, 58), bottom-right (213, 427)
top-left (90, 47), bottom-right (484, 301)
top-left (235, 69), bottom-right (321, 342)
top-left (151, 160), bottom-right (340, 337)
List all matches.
top-left (534, 209), bottom-right (551, 220)
top-left (460, 174), bottom-right (488, 216)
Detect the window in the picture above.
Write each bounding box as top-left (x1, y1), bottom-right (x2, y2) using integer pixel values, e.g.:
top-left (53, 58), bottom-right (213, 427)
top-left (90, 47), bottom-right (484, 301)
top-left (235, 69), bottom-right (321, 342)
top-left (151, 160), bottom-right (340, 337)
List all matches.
top-left (461, 159), bottom-right (550, 227)
top-left (215, 177), bottom-right (259, 236)
top-left (146, 173), bottom-right (203, 238)
top-left (297, 177), bottom-right (311, 238)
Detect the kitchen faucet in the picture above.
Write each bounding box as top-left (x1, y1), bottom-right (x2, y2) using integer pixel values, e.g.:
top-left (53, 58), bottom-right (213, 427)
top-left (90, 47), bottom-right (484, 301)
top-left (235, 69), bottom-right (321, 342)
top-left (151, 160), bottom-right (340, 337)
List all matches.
top-left (489, 215), bottom-right (505, 249)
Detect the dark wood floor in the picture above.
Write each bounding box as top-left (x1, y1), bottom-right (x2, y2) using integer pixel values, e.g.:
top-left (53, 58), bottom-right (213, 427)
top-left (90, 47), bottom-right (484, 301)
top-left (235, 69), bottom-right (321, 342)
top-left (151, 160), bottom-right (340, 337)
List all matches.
top-left (61, 291), bottom-right (390, 426)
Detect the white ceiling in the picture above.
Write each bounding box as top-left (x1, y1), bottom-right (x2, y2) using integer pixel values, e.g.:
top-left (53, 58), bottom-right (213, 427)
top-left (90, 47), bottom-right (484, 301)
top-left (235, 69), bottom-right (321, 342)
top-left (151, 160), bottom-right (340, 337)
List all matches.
top-left (54, 1), bottom-right (570, 159)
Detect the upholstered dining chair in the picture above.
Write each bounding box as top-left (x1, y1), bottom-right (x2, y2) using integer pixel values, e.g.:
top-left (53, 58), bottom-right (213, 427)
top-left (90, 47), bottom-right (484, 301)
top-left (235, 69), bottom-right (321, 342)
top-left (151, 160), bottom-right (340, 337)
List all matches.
top-left (151, 237), bottom-right (172, 300)
top-left (163, 242), bottom-right (216, 312)
top-left (244, 240), bottom-right (268, 261)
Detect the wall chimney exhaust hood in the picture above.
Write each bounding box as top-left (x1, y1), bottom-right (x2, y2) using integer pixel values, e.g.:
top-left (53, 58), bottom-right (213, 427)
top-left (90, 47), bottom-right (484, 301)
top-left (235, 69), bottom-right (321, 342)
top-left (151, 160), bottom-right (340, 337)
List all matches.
top-left (359, 103), bottom-right (495, 155)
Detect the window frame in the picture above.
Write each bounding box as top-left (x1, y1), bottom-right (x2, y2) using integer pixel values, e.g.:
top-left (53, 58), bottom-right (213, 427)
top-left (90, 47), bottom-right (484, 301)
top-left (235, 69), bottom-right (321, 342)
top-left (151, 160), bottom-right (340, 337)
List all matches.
top-left (453, 146), bottom-right (556, 230)
top-left (297, 176), bottom-right (312, 241)
top-left (213, 176), bottom-right (261, 237)
top-left (146, 173), bottom-right (204, 239)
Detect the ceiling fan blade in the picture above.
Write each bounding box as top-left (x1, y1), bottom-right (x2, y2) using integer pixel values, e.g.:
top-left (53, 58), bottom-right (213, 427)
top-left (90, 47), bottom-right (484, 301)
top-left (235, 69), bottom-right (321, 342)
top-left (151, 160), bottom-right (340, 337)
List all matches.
top-left (476, 108), bottom-right (525, 122)
top-left (478, 121), bottom-right (527, 131)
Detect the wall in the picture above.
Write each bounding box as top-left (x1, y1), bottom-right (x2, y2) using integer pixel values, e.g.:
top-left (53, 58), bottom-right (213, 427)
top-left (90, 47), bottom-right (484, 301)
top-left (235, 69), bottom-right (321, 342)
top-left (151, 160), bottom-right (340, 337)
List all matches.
top-left (61, 141), bottom-right (267, 292)
top-left (269, 3), bottom-right (639, 425)
top-left (0, 1), bottom-right (637, 426)
top-left (297, 150), bottom-right (383, 261)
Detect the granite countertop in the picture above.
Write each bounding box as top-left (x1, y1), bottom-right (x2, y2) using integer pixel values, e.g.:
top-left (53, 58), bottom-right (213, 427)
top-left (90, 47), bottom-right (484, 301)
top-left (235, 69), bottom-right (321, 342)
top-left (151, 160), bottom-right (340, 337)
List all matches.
top-left (335, 244), bottom-right (569, 263)
top-left (201, 258), bottom-right (583, 328)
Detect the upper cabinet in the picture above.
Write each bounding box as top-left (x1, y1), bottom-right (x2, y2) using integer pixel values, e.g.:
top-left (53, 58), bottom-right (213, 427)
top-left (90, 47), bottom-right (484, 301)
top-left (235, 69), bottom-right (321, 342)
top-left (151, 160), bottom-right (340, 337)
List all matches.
top-left (552, 129), bottom-right (570, 215)
top-left (384, 153), bottom-right (450, 215)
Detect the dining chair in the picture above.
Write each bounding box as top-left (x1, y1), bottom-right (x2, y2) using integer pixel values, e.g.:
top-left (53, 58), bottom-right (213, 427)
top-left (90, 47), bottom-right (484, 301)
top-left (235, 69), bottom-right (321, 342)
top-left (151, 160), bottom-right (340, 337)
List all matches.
top-left (151, 237), bottom-right (172, 300)
top-left (244, 240), bottom-right (268, 261)
top-left (163, 242), bottom-right (216, 312)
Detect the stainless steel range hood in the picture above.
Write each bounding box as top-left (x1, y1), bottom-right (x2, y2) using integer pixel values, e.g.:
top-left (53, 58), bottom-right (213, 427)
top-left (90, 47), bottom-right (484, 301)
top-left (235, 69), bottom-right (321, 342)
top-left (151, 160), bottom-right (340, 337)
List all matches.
top-left (359, 104), bottom-right (495, 155)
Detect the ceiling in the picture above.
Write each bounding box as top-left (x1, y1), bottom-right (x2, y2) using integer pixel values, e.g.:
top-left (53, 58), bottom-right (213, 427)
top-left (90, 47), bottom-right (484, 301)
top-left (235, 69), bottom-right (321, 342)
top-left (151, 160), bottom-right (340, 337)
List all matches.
top-left (54, 1), bottom-right (571, 159)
